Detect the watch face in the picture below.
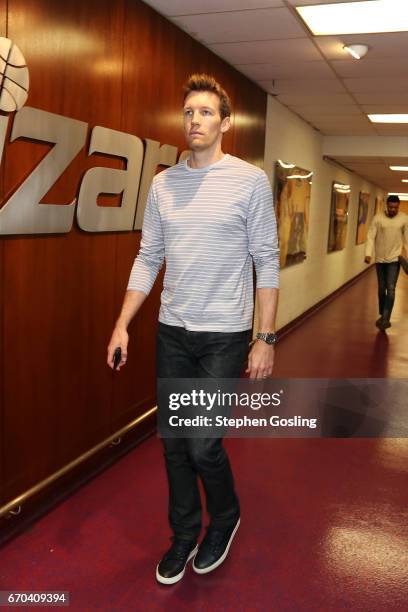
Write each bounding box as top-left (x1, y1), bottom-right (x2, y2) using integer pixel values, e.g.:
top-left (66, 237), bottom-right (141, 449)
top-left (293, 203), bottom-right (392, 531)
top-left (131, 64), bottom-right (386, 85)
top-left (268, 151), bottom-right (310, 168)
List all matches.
top-left (265, 333), bottom-right (277, 344)
top-left (257, 333), bottom-right (277, 344)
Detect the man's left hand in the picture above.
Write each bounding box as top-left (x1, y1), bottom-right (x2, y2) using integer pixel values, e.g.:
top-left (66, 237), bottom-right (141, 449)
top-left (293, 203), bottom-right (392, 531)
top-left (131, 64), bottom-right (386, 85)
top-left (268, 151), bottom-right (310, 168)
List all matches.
top-left (245, 341), bottom-right (275, 380)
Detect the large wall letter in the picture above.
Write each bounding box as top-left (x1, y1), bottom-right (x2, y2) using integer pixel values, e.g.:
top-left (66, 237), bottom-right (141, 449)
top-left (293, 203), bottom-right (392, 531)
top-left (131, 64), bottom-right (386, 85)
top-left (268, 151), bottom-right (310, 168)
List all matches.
top-left (0, 115), bottom-right (9, 166)
top-left (0, 107), bottom-right (87, 235)
top-left (77, 126), bottom-right (143, 232)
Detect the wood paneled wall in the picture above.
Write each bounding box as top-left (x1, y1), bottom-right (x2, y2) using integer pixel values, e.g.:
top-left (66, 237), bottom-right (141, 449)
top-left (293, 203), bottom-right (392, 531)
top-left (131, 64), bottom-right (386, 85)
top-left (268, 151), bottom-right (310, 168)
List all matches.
top-left (0, 0), bottom-right (266, 508)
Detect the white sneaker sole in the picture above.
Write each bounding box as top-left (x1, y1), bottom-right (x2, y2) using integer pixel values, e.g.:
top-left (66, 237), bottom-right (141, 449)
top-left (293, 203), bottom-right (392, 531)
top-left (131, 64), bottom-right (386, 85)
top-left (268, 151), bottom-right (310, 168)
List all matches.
top-left (156, 545), bottom-right (198, 585)
top-left (192, 518), bottom-right (240, 575)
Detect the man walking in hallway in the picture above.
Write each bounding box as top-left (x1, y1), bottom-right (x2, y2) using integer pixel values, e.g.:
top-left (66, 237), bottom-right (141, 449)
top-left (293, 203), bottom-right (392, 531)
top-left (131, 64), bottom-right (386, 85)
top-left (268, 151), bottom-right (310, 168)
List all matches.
top-left (365, 194), bottom-right (408, 330)
top-left (107, 74), bottom-right (279, 584)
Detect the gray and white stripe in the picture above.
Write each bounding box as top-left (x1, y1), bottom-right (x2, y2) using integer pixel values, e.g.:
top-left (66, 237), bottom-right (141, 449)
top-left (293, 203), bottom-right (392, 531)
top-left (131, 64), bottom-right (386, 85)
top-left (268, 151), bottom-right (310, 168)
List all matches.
top-left (127, 154), bottom-right (279, 332)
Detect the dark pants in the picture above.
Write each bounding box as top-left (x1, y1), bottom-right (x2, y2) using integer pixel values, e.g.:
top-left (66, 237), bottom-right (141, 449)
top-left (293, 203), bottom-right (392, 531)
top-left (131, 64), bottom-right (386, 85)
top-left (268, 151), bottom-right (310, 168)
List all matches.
top-left (156, 322), bottom-right (251, 542)
top-left (375, 262), bottom-right (400, 321)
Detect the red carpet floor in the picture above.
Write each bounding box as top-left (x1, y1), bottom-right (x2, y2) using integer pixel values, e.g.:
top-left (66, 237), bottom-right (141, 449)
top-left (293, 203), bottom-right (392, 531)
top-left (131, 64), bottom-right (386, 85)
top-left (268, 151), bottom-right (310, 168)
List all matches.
top-left (1, 268), bottom-right (407, 611)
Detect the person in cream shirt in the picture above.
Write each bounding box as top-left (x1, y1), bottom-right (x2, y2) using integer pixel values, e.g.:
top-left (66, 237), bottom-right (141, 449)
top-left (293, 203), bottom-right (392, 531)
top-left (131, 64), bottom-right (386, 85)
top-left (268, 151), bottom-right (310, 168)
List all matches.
top-left (365, 195), bottom-right (408, 330)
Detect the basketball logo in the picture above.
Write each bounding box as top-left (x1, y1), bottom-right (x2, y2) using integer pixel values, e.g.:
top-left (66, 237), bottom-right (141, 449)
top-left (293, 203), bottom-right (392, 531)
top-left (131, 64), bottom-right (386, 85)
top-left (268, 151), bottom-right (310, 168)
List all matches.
top-left (0, 37), bottom-right (29, 112)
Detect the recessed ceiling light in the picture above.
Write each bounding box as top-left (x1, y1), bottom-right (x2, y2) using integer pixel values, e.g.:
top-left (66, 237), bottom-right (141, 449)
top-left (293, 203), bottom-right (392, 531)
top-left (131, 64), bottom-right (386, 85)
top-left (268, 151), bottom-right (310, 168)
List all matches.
top-left (368, 114), bottom-right (408, 123)
top-left (296, 0), bottom-right (408, 36)
top-left (401, 179), bottom-right (408, 183)
top-left (343, 44), bottom-right (369, 59)
top-left (390, 166), bottom-right (408, 171)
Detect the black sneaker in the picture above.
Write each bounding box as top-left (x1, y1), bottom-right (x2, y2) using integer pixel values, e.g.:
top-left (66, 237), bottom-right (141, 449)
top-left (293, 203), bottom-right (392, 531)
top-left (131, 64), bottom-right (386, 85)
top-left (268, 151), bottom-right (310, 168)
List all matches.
top-left (156, 537), bottom-right (198, 585)
top-left (375, 317), bottom-right (384, 328)
top-left (192, 518), bottom-right (240, 574)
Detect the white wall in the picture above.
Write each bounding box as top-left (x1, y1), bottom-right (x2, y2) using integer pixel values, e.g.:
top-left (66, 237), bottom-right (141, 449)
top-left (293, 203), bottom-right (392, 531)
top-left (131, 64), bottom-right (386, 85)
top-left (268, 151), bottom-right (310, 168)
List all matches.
top-left (262, 95), bottom-right (385, 330)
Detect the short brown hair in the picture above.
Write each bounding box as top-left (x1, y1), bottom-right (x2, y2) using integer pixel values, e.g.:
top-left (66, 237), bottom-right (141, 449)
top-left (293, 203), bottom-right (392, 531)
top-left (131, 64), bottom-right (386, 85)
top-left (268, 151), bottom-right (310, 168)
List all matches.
top-left (183, 74), bottom-right (231, 120)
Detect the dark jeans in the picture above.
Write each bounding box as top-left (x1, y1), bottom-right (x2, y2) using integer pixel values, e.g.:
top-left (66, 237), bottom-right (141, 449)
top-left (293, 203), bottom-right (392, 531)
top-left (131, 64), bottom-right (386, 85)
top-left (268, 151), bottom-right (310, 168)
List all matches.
top-left (376, 262), bottom-right (400, 321)
top-left (156, 322), bottom-right (251, 542)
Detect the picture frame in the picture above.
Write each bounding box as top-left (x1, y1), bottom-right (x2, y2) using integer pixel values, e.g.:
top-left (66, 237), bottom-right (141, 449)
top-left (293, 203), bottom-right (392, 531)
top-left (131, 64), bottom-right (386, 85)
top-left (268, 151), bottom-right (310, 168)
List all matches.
top-left (356, 191), bottom-right (370, 245)
top-left (274, 160), bottom-right (312, 268)
top-left (328, 181), bottom-right (350, 252)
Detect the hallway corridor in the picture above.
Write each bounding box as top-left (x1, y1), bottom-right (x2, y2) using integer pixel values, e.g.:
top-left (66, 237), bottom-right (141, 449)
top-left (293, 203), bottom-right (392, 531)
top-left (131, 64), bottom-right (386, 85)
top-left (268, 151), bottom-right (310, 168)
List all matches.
top-left (275, 266), bottom-right (408, 379)
top-left (1, 268), bottom-right (407, 611)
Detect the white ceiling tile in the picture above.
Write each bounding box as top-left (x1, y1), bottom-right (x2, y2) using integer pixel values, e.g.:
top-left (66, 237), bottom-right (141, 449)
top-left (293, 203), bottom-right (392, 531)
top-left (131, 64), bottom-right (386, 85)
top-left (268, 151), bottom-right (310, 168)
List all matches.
top-left (356, 177), bottom-right (395, 189)
top-left (143, 0), bottom-right (284, 17)
top-left (237, 60), bottom-right (332, 80)
top-left (289, 105), bottom-right (363, 118)
top-left (331, 58), bottom-right (408, 78)
top-left (345, 164), bottom-right (392, 176)
top-left (374, 125), bottom-right (408, 136)
top-left (350, 172), bottom-right (391, 180)
top-left (344, 78), bottom-right (408, 93)
top-left (336, 157), bottom-right (384, 163)
top-left (319, 126), bottom-right (377, 136)
top-left (384, 183), bottom-right (405, 191)
top-left (345, 176), bottom-right (403, 193)
top-left (295, 113), bottom-right (366, 125)
top-left (362, 105), bottom-right (408, 114)
top-left (354, 92), bottom-right (408, 104)
top-left (384, 156), bottom-right (408, 164)
top-left (277, 93), bottom-right (355, 105)
top-left (316, 33), bottom-right (408, 61)
top-left (173, 8), bottom-right (305, 44)
top-left (271, 78), bottom-right (345, 94)
top-left (333, 158), bottom-right (408, 192)
top-left (313, 119), bottom-right (374, 131)
top-left (209, 38), bottom-right (321, 64)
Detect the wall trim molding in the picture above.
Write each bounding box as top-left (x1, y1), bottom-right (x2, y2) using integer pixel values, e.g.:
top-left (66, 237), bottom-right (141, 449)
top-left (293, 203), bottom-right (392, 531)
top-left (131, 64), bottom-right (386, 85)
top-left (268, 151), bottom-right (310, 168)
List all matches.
top-left (0, 407), bottom-right (157, 546)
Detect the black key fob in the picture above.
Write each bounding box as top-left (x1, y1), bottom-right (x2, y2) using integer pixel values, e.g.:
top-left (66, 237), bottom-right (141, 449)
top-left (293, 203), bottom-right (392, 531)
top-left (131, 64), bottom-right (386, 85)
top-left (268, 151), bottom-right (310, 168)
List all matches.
top-left (113, 347), bottom-right (121, 370)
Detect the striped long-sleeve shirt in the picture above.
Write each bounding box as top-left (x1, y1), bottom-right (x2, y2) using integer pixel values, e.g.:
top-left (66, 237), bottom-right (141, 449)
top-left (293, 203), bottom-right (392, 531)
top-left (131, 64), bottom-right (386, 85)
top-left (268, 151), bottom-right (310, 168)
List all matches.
top-left (127, 154), bottom-right (279, 331)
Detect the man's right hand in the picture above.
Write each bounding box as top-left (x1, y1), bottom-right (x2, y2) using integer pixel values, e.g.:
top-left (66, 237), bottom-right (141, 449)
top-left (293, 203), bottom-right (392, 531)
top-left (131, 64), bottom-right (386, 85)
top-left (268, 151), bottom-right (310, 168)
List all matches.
top-left (107, 327), bottom-right (129, 371)
top-left (364, 256), bottom-right (371, 264)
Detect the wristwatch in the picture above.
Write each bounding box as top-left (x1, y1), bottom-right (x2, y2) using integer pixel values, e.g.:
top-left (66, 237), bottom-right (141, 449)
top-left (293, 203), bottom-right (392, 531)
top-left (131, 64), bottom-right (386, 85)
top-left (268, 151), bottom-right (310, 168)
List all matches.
top-left (250, 332), bottom-right (278, 346)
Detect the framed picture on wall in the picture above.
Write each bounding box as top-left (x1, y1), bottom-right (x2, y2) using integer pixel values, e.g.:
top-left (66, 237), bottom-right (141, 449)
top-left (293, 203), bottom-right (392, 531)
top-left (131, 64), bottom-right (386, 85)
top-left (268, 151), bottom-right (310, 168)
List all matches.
top-left (375, 196), bottom-right (383, 215)
top-left (328, 181), bottom-right (350, 252)
top-left (356, 191), bottom-right (370, 245)
top-left (274, 160), bottom-right (312, 268)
